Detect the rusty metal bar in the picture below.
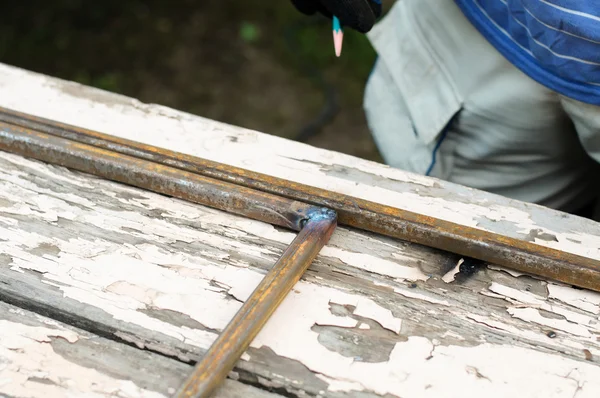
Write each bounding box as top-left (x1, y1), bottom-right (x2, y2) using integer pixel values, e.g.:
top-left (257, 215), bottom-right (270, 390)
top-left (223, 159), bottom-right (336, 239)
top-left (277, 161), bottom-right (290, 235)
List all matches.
top-left (0, 124), bottom-right (317, 232)
top-left (1, 107), bottom-right (600, 292)
top-left (0, 121), bottom-right (339, 398)
top-left (175, 209), bottom-right (337, 398)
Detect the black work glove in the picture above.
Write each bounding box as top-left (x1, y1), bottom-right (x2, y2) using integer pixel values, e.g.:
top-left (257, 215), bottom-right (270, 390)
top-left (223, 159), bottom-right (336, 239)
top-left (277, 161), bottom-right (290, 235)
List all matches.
top-left (290, 0), bottom-right (382, 33)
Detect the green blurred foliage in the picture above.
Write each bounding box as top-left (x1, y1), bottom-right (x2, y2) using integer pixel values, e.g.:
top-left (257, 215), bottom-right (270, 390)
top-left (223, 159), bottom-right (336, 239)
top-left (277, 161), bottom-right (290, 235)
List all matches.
top-left (239, 22), bottom-right (260, 43)
top-left (0, 0), bottom-right (378, 102)
top-left (0, 0), bottom-right (395, 162)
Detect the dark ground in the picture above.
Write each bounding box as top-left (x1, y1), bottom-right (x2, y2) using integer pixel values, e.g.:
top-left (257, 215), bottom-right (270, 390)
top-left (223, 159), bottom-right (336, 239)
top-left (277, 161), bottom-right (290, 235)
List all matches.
top-left (0, 0), bottom-right (395, 162)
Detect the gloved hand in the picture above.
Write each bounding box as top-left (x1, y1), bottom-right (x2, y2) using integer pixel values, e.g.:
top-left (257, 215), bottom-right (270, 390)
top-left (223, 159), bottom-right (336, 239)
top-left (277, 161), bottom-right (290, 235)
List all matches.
top-left (290, 0), bottom-right (382, 33)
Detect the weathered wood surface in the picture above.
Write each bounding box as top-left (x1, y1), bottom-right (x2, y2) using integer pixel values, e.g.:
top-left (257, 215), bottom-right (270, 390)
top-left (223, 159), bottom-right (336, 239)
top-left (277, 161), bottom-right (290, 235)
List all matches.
top-left (0, 63), bottom-right (599, 263)
top-left (2, 151), bottom-right (600, 397)
top-left (0, 301), bottom-right (279, 398)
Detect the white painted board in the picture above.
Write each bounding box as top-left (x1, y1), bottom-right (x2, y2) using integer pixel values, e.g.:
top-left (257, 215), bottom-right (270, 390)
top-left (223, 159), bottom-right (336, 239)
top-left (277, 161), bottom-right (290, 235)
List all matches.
top-left (1, 151), bottom-right (599, 398)
top-left (0, 301), bottom-right (278, 398)
top-left (0, 63), bottom-right (598, 263)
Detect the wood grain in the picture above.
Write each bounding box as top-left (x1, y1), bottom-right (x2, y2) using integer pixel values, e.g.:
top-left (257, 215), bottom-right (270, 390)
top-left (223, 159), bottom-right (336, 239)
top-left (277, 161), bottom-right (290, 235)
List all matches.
top-left (0, 62), bottom-right (598, 265)
top-left (2, 151), bottom-right (600, 397)
top-left (2, 113), bottom-right (597, 292)
top-left (0, 301), bottom-right (280, 398)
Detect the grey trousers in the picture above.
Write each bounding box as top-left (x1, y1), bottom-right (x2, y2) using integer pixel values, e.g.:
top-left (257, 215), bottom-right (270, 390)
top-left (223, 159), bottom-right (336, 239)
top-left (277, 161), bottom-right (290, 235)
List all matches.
top-left (363, 0), bottom-right (600, 218)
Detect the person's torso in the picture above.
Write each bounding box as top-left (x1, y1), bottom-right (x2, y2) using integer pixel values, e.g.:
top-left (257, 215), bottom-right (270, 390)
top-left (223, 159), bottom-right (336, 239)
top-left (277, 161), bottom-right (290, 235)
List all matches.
top-left (363, 0), bottom-right (600, 212)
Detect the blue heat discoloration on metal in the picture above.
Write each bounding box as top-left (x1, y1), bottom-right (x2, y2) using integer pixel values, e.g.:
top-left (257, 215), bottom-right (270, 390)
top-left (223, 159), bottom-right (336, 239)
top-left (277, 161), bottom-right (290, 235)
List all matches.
top-left (300, 207), bottom-right (337, 229)
top-left (308, 207), bottom-right (337, 221)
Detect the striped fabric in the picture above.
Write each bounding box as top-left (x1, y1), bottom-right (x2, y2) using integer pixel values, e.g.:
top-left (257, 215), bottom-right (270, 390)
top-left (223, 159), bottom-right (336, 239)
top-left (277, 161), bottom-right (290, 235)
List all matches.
top-left (453, 0), bottom-right (600, 105)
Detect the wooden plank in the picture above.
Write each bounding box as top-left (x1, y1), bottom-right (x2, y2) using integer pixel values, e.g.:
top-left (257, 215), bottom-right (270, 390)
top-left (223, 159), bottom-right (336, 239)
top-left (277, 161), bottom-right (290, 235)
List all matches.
top-left (0, 62), bottom-right (598, 265)
top-left (0, 302), bottom-right (280, 398)
top-left (2, 152), bottom-right (600, 397)
top-left (1, 113), bottom-right (597, 292)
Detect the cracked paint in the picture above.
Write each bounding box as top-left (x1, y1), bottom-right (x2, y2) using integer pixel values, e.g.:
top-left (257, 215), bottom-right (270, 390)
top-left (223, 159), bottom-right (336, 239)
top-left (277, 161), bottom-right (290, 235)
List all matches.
top-left (2, 129), bottom-right (600, 397)
top-left (547, 284), bottom-right (600, 315)
top-left (352, 299), bottom-right (402, 334)
top-left (442, 259), bottom-right (462, 283)
top-left (321, 246), bottom-right (429, 282)
top-left (508, 308), bottom-right (592, 338)
top-left (0, 63), bottom-right (598, 262)
top-left (0, 321), bottom-right (164, 398)
top-left (489, 283), bottom-right (599, 332)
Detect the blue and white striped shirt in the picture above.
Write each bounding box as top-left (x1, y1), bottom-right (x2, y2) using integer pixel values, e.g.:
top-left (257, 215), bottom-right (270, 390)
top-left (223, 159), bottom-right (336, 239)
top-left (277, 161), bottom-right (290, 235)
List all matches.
top-left (453, 0), bottom-right (600, 105)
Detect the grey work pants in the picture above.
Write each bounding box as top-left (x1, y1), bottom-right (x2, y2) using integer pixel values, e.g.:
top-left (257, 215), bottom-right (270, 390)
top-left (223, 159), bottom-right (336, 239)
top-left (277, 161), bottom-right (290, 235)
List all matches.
top-left (363, 0), bottom-right (600, 218)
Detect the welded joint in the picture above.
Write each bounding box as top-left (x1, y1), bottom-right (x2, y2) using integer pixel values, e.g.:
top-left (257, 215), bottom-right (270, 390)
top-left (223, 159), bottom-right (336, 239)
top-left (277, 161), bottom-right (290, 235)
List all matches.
top-left (299, 206), bottom-right (338, 229)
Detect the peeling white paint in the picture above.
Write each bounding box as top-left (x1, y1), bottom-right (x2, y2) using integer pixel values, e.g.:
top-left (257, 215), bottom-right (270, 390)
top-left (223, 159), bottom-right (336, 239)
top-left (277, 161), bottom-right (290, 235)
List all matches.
top-left (442, 259), bottom-right (462, 283)
top-left (392, 286), bottom-right (450, 306)
top-left (0, 321), bottom-right (164, 398)
top-left (0, 151), bottom-right (437, 283)
top-left (321, 246), bottom-right (429, 281)
top-left (488, 283), bottom-right (546, 306)
top-left (353, 300), bottom-right (402, 334)
top-left (0, 321), bottom-right (80, 347)
top-left (508, 308), bottom-right (592, 338)
top-left (489, 283), bottom-right (599, 332)
top-left (3, 150), bottom-right (600, 397)
top-left (0, 152), bottom-right (412, 377)
top-left (547, 283), bottom-right (600, 315)
top-left (441, 330), bottom-right (465, 341)
top-left (371, 280), bottom-right (450, 307)
top-left (250, 280), bottom-right (600, 397)
top-left (315, 334), bottom-right (600, 398)
top-left (403, 337), bottom-right (600, 398)
top-left (315, 374), bottom-right (365, 393)
top-left (0, 63), bottom-right (598, 262)
top-left (466, 313), bottom-right (580, 349)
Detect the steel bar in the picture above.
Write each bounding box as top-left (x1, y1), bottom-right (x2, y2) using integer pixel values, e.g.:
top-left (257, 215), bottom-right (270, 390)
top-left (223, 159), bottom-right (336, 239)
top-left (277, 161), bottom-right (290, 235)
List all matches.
top-left (0, 124), bottom-right (318, 232)
top-left (175, 208), bottom-right (337, 398)
top-left (0, 120), bottom-right (339, 398)
top-left (1, 108), bottom-right (600, 292)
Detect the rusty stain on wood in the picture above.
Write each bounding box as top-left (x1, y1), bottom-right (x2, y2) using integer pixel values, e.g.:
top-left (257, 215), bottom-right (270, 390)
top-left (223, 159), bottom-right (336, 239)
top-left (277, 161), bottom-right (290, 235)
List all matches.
top-left (0, 107), bottom-right (599, 292)
top-left (175, 208), bottom-right (337, 398)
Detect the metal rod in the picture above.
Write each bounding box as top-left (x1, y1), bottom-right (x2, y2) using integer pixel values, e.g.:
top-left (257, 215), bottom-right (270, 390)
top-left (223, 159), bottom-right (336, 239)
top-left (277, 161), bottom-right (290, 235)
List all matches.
top-left (0, 120), bottom-right (339, 398)
top-left (0, 124), bottom-right (317, 232)
top-left (175, 208), bottom-right (337, 398)
top-left (1, 108), bottom-right (600, 292)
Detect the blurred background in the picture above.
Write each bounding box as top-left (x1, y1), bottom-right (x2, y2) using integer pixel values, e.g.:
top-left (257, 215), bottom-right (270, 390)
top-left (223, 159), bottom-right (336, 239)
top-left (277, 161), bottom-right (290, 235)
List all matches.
top-left (0, 0), bottom-right (396, 163)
